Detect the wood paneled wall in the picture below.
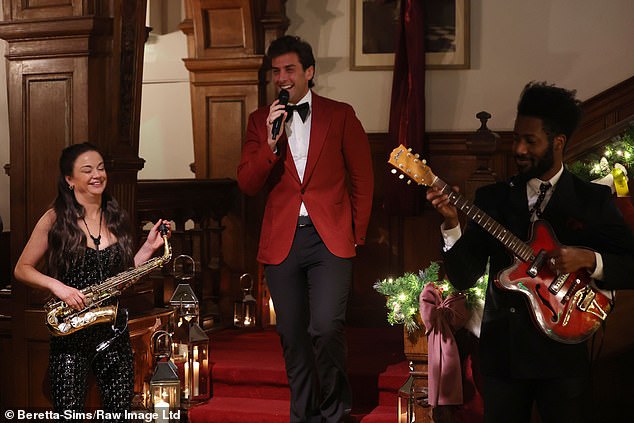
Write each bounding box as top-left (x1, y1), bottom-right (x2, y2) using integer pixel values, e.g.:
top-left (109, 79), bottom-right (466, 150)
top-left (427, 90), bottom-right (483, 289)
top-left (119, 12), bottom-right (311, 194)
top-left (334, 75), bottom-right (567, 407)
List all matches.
top-left (0, 0), bottom-right (149, 409)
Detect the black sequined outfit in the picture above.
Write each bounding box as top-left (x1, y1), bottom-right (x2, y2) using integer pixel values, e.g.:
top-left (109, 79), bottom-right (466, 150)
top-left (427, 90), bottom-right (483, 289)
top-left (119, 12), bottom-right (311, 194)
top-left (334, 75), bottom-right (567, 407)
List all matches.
top-left (49, 245), bottom-right (134, 422)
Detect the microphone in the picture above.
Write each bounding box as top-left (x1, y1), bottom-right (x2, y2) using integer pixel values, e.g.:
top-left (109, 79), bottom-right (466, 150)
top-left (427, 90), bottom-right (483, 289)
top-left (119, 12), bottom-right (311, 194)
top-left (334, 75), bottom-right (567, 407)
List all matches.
top-left (272, 89), bottom-right (290, 139)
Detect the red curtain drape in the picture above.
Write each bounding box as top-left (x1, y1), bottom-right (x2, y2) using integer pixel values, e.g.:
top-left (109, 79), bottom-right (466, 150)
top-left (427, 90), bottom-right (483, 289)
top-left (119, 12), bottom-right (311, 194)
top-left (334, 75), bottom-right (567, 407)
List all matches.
top-left (385, 0), bottom-right (426, 216)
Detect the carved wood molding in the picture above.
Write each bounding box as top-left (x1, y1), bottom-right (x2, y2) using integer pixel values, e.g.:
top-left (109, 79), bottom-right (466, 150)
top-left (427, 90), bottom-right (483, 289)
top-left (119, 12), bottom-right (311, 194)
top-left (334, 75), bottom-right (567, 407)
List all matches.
top-left (568, 76), bottom-right (634, 161)
top-left (1, 0), bottom-right (102, 21)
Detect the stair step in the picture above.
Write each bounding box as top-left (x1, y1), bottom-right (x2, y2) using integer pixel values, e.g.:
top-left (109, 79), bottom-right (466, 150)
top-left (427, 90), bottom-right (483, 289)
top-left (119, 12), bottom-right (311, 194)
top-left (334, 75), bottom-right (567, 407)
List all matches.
top-left (187, 327), bottom-right (408, 423)
top-left (188, 397), bottom-right (289, 423)
top-left (357, 405), bottom-right (400, 422)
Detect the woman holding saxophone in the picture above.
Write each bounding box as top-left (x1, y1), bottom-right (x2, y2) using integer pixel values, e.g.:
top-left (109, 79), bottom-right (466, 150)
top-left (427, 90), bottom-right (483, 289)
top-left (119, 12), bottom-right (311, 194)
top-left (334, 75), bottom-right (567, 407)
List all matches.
top-left (14, 142), bottom-right (170, 419)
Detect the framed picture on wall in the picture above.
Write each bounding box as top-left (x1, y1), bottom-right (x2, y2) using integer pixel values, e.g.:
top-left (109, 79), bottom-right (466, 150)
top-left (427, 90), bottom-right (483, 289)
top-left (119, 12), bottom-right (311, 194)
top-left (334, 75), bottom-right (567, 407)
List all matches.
top-left (350, 0), bottom-right (470, 70)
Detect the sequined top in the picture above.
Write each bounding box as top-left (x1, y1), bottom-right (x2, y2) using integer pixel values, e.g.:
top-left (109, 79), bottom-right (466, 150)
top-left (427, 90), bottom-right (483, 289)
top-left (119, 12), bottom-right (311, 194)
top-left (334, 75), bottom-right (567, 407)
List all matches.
top-left (50, 244), bottom-right (127, 352)
top-left (59, 244), bottom-right (124, 289)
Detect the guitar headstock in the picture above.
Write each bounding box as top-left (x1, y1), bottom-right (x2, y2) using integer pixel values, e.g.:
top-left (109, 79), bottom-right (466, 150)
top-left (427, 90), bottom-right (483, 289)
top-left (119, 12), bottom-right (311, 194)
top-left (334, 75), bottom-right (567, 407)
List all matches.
top-left (388, 144), bottom-right (436, 186)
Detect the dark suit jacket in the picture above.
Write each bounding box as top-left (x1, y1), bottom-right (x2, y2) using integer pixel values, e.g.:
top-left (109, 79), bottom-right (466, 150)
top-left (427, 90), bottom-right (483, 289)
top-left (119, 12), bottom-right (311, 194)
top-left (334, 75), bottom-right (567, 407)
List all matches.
top-left (444, 169), bottom-right (634, 379)
top-left (237, 92), bottom-right (374, 265)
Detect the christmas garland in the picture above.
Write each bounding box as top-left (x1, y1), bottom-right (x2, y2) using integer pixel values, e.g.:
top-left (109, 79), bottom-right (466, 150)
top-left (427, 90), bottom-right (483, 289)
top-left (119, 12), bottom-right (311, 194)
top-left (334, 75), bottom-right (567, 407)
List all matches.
top-left (373, 261), bottom-right (487, 333)
top-left (567, 124), bottom-right (634, 182)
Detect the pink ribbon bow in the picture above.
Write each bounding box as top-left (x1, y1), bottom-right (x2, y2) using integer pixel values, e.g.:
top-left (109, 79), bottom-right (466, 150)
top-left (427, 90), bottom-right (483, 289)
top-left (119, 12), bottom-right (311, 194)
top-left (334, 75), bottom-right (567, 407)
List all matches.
top-left (419, 284), bottom-right (469, 406)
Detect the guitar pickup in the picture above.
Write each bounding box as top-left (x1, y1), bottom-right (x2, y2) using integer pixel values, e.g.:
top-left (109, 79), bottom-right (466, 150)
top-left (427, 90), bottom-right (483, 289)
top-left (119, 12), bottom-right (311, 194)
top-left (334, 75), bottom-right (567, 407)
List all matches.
top-left (548, 273), bottom-right (568, 295)
top-left (561, 278), bottom-right (581, 304)
top-left (527, 249), bottom-right (547, 277)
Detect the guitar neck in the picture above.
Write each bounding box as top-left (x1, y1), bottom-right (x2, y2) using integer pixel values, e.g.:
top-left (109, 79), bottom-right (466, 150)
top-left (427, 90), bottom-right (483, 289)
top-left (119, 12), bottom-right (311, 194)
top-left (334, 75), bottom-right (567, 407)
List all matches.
top-left (433, 178), bottom-right (533, 262)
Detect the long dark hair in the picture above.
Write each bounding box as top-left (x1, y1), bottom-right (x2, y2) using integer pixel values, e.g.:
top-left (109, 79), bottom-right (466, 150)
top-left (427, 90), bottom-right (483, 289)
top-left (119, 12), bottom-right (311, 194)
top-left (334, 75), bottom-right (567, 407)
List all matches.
top-left (47, 143), bottom-right (134, 279)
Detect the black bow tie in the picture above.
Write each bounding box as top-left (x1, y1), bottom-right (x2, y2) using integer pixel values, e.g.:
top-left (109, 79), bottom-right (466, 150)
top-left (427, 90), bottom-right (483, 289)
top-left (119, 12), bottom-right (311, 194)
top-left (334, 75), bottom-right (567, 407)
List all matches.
top-left (286, 102), bottom-right (310, 123)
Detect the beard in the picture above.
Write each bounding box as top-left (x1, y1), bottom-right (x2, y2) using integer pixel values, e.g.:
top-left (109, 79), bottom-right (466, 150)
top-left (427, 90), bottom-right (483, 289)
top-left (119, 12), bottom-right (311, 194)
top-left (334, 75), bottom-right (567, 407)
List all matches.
top-left (514, 141), bottom-right (555, 183)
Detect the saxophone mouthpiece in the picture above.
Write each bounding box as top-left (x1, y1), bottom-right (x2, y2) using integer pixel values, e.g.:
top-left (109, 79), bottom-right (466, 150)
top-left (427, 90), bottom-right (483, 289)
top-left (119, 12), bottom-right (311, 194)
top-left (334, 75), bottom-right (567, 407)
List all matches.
top-left (159, 223), bottom-right (169, 236)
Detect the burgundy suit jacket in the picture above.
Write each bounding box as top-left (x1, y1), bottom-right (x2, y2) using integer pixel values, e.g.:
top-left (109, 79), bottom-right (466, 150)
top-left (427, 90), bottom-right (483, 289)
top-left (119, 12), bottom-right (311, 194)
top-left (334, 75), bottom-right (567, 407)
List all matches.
top-left (237, 93), bottom-right (374, 265)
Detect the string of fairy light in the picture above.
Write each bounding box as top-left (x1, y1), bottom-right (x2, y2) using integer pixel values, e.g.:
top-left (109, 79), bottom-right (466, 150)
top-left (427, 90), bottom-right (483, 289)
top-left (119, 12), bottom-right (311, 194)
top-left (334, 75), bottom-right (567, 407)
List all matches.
top-left (373, 261), bottom-right (487, 333)
top-left (568, 126), bottom-right (634, 181)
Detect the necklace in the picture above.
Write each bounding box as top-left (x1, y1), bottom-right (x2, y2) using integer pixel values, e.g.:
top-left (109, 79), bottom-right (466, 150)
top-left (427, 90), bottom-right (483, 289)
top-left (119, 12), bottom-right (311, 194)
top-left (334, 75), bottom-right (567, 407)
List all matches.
top-left (82, 210), bottom-right (104, 281)
top-left (82, 210), bottom-right (103, 247)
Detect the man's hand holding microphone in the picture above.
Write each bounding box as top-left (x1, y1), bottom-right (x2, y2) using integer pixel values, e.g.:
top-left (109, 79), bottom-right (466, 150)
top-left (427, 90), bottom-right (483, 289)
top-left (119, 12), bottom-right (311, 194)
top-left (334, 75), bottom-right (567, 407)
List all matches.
top-left (267, 89), bottom-right (290, 151)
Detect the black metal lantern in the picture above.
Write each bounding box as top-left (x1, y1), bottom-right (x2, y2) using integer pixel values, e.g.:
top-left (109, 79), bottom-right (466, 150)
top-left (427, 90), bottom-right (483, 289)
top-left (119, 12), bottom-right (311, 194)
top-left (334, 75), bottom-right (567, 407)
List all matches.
top-left (168, 259), bottom-right (211, 405)
top-left (233, 273), bottom-right (257, 327)
top-left (397, 374), bottom-right (416, 423)
top-left (170, 255), bottom-right (199, 326)
top-left (149, 331), bottom-right (181, 423)
top-left (397, 363), bottom-right (429, 423)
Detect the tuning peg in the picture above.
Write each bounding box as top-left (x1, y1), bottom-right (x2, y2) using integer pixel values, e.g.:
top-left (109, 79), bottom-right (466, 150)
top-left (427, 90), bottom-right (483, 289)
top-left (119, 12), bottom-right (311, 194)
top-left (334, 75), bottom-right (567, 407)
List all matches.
top-left (407, 180), bottom-right (412, 185)
top-left (422, 159), bottom-right (427, 164)
top-left (407, 148), bottom-right (412, 152)
top-left (414, 154), bottom-right (419, 158)
top-left (391, 169), bottom-right (397, 174)
top-left (413, 158), bottom-right (419, 163)
top-left (398, 174), bottom-right (404, 179)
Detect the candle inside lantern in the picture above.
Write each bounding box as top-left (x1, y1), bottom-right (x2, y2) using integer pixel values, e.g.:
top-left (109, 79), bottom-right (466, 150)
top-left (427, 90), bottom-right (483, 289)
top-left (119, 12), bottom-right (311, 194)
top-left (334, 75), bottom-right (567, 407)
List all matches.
top-left (184, 362), bottom-right (190, 399)
top-left (155, 396), bottom-right (169, 423)
top-left (193, 361), bottom-right (200, 396)
top-left (269, 298), bottom-right (276, 325)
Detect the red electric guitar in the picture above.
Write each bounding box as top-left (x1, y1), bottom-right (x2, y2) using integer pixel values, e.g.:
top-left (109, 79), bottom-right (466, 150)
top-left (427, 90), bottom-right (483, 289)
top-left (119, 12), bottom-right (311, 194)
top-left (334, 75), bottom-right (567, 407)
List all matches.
top-left (389, 145), bottom-right (612, 344)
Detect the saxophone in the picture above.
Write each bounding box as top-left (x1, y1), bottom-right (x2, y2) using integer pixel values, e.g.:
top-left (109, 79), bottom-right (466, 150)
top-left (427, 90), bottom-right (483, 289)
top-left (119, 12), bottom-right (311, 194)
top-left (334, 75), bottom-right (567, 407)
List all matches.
top-left (44, 227), bottom-right (172, 336)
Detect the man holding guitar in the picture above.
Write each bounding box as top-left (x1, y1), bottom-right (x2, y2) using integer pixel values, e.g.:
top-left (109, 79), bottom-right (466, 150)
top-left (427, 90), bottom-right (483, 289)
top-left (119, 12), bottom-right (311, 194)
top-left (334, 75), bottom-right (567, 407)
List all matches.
top-left (426, 82), bottom-right (634, 423)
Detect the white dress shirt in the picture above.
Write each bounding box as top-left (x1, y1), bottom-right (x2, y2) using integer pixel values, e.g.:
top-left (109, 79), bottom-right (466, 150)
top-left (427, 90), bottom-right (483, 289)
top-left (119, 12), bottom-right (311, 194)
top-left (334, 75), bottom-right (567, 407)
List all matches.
top-left (286, 90), bottom-right (312, 217)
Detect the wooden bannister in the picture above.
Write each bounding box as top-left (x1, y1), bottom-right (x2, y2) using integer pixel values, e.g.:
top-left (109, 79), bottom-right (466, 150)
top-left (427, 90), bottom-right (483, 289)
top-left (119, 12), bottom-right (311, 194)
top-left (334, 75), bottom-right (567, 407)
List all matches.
top-left (136, 178), bottom-right (238, 329)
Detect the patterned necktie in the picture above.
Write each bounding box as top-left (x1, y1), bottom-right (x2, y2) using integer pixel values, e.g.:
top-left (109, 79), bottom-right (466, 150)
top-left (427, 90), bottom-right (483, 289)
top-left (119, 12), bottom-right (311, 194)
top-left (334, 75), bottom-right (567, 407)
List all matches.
top-left (286, 102), bottom-right (310, 122)
top-left (531, 182), bottom-right (551, 219)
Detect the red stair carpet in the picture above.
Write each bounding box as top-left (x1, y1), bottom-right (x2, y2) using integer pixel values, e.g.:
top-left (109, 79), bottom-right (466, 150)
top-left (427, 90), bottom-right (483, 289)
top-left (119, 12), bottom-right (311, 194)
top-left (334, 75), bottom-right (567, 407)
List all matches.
top-left (188, 326), bottom-right (409, 423)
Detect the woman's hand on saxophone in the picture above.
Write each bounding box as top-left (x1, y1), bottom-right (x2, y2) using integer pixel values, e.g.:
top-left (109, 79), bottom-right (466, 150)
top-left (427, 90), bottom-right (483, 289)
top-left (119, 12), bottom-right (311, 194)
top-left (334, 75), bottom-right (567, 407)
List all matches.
top-left (134, 219), bottom-right (171, 266)
top-left (50, 280), bottom-right (87, 311)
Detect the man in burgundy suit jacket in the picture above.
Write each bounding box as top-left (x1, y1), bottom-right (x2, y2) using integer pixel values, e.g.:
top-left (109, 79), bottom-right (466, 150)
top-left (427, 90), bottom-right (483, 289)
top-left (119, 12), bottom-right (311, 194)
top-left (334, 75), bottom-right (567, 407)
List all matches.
top-left (237, 35), bottom-right (373, 422)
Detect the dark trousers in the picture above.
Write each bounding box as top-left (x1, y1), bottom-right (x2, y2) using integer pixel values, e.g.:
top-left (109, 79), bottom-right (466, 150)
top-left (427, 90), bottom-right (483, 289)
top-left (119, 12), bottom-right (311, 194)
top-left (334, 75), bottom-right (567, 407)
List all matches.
top-left (49, 326), bottom-right (134, 422)
top-left (483, 374), bottom-right (590, 423)
top-left (265, 225), bottom-right (353, 423)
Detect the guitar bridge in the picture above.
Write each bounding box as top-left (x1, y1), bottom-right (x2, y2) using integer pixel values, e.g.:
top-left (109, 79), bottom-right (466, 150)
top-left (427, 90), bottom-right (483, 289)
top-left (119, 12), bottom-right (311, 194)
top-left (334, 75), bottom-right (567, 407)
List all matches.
top-left (576, 286), bottom-right (610, 320)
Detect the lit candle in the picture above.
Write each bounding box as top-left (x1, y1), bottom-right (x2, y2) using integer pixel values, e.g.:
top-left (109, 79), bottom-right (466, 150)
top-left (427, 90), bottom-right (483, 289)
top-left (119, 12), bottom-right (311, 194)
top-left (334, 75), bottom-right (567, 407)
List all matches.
top-left (184, 362), bottom-right (190, 399)
top-left (155, 397), bottom-right (169, 423)
top-left (269, 298), bottom-right (276, 325)
top-left (244, 306), bottom-right (252, 326)
top-left (193, 361), bottom-right (200, 396)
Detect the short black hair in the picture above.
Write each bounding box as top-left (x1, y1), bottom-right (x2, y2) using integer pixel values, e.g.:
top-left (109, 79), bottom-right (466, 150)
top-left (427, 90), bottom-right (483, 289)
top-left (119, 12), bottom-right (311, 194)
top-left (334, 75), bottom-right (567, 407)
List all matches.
top-left (266, 35), bottom-right (316, 88)
top-left (517, 81), bottom-right (582, 142)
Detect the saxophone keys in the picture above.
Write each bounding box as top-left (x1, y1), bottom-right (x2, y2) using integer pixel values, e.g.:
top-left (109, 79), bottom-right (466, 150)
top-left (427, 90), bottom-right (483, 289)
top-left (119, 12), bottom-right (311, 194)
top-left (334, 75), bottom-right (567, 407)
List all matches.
top-left (70, 316), bottom-right (82, 327)
top-left (84, 311), bottom-right (97, 323)
top-left (58, 322), bottom-right (72, 333)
